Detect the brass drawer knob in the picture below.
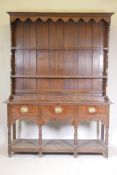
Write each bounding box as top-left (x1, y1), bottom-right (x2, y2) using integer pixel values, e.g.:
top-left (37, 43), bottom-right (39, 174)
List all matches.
top-left (88, 107), bottom-right (96, 113)
top-left (20, 106), bottom-right (29, 113)
top-left (55, 106), bottom-right (62, 114)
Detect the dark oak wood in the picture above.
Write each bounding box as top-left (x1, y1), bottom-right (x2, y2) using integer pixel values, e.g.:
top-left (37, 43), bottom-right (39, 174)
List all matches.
top-left (6, 12), bottom-right (113, 157)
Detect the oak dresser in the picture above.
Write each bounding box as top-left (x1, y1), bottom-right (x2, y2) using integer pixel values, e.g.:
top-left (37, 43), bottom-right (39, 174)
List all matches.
top-left (6, 12), bottom-right (113, 157)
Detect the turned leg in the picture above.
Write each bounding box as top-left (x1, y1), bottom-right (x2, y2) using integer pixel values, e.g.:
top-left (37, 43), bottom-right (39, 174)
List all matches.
top-left (39, 125), bottom-right (42, 157)
top-left (8, 125), bottom-right (12, 157)
top-left (13, 122), bottom-right (16, 140)
top-left (74, 126), bottom-right (78, 157)
top-left (96, 121), bottom-right (100, 139)
top-left (101, 123), bottom-right (104, 141)
top-left (104, 126), bottom-right (109, 158)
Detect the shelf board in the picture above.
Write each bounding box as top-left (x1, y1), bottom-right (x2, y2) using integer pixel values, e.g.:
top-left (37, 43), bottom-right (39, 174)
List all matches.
top-left (11, 47), bottom-right (108, 51)
top-left (11, 75), bottom-right (107, 79)
top-left (11, 139), bottom-right (105, 154)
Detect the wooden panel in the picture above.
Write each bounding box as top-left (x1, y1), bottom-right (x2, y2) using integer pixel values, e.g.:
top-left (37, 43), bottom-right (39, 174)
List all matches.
top-left (15, 50), bottom-right (37, 91)
top-left (29, 21), bottom-right (36, 49)
top-left (37, 79), bottom-right (49, 90)
top-left (92, 50), bottom-right (104, 92)
top-left (15, 88), bottom-right (102, 94)
top-left (78, 104), bottom-right (108, 124)
top-left (23, 21), bottom-right (30, 49)
top-left (49, 79), bottom-right (64, 90)
top-left (93, 50), bottom-right (104, 76)
top-left (23, 50), bottom-right (36, 89)
top-left (15, 50), bottom-right (24, 90)
top-left (48, 20), bottom-right (57, 48)
top-left (11, 22), bottom-right (17, 47)
top-left (9, 115), bottom-right (39, 125)
top-left (64, 20), bottom-right (78, 48)
top-left (78, 20), bottom-right (92, 47)
top-left (41, 105), bottom-right (74, 116)
top-left (78, 50), bottom-right (93, 91)
top-left (36, 20), bottom-right (48, 49)
top-left (78, 50), bottom-right (93, 75)
top-left (55, 50), bottom-right (65, 76)
top-left (9, 104), bottom-right (39, 115)
top-left (37, 50), bottom-right (49, 89)
top-left (93, 21), bottom-right (105, 48)
top-left (64, 50), bottom-right (78, 90)
top-left (37, 50), bottom-right (49, 76)
top-left (15, 20), bottom-right (24, 48)
top-left (23, 50), bottom-right (30, 89)
top-left (48, 50), bottom-right (64, 90)
top-left (14, 20), bottom-right (36, 49)
top-left (79, 105), bottom-right (107, 116)
top-left (29, 51), bottom-right (37, 88)
top-left (56, 20), bottom-right (64, 48)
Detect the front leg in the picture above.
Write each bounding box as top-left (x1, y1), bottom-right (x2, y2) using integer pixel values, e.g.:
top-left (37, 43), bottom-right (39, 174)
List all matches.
top-left (104, 126), bottom-right (109, 158)
top-left (74, 126), bottom-right (78, 157)
top-left (101, 123), bottom-right (104, 141)
top-left (8, 124), bottom-right (12, 157)
top-left (13, 122), bottom-right (16, 139)
top-left (39, 125), bottom-right (42, 157)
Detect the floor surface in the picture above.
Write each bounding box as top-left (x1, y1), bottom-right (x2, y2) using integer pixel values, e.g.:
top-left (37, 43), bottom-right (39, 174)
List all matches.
top-left (0, 142), bottom-right (117, 175)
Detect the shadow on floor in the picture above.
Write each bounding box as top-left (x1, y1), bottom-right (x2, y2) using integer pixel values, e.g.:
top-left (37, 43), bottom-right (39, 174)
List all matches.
top-left (109, 144), bottom-right (117, 157)
top-left (0, 143), bottom-right (8, 157)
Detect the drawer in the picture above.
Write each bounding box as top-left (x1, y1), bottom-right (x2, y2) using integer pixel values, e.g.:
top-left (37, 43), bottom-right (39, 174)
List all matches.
top-left (79, 105), bottom-right (107, 116)
top-left (9, 104), bottom-right (39, 115)
top-left (41, 105), bottom-right (74, 116)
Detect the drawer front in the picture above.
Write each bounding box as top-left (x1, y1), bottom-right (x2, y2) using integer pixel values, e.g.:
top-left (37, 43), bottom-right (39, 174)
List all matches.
top-left (79, 105), bottom-right (107, 116)
top-left (9, 104), bottom-right (39, 115)
top-left (41, 105), bottom-right (74, 116)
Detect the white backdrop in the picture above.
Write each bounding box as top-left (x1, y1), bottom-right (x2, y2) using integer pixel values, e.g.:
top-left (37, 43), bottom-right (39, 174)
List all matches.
top-left (0, 0), bottom-right (117, 175)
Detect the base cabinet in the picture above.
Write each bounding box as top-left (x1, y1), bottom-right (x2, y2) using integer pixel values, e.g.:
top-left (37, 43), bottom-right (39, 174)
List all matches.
top-left (7, 103), bottom-right (109, 157)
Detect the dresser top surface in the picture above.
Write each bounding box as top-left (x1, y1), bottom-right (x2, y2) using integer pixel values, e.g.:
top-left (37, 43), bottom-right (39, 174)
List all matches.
top-left (7, 12), bottom-right (114, 16)
top-left (6, 94), bottom-right (111, 104)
